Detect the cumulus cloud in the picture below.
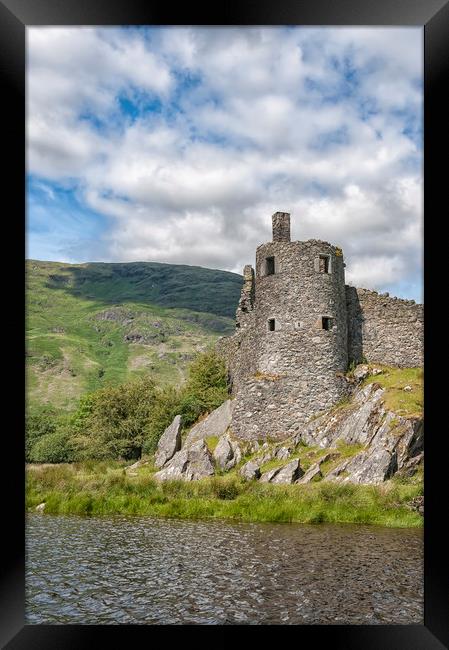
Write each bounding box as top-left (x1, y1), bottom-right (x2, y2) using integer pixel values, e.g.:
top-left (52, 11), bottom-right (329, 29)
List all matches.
top-left (27, 26), bottom-right (423, 301)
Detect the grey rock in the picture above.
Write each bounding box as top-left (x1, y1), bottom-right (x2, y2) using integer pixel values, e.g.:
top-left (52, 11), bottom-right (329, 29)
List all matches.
top-left (275, 446), bottom-right (292, 461)
top-left (353, 365), bottom-right (370, 381)
top-left (185, 400), bottom-right (233, 446)
top-left (327, 447), bottom-right (398, 485)
top-left (259, 467), bottom-right (281, 483)
top-left (229, 439), bottom-right (242, 467)
top-left (300, 383), bottom-right (385, 448)
top-left (259, 450), bottom-right (275, 464)
top-left (323, 459), bottom-right (351, 481)
top-left (213, 435), bottom-right (234, 470)
top-left (403, 385), bottom-right (412, 392)
top-left (154, 440), bottom-right (214, 481)
top-left (298, 382), bottom-right (423, 483)
top-left (400, 452), bottom-right (423, 477)
top-left (212, 433), bottom-right (242, 471)
top-left (154, 415), bottom-right (182, 468)
top-left (296, 463), bottom-right (322, 484)
top-left (271, 459), bottom-right (303, 484)
top-left (240, 459), bottom-right (261, 481)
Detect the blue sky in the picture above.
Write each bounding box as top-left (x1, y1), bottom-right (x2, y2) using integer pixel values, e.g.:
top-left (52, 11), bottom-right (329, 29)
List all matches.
top-left (27, 27), bottom-right (423, 301)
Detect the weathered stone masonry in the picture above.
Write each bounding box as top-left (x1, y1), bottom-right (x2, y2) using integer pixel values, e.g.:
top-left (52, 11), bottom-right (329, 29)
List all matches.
top-left (216, 212), bottom-right (423, 442)
top-left (346, 287), bottom-right (423, 368)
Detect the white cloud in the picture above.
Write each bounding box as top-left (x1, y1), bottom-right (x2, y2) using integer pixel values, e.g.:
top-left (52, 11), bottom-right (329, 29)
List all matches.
top-left (27, 26), bottom-right (423, 300)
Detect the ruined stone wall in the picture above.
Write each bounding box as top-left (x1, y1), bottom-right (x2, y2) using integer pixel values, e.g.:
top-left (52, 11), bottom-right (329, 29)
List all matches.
top-left (235, 264), bottom-right (255, 328)
top-left (215, 310), bottom-right (258, 393)
top-left (346, 287), bottom-right (423, 368)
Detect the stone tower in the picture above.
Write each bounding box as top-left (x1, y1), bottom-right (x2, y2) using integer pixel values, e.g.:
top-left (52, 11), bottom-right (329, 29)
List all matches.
top-left (216, 211), bottom-right (423, 442)
top-left (217, 212), bottom-right (350, 441)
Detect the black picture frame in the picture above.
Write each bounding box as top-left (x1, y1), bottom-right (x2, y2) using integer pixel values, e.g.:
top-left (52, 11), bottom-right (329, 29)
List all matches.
top-left (2, 1), bottom-right (448, 647)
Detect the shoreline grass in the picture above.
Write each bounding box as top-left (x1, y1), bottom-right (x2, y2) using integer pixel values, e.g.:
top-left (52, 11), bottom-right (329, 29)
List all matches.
top-left (26, 462), bottom-right (423, 528)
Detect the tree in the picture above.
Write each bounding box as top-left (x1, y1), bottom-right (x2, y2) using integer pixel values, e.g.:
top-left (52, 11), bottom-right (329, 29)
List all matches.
top-left (26, 406), bottom-right (58, 462)
top-left (178, 350), bottom-right (229, 427)
top-left (72, 376), bottom-right (158, 460)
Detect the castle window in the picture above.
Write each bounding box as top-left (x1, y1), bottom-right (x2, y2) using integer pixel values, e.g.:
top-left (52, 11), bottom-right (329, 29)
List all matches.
top-left (268, 318), bottom-right (276, 332)
top-left (265, 256), bottom-right (275, 276)
top-left (322, 317), bottom-right (333, 330)
top-left (319, 255), bottom-right (330, 273)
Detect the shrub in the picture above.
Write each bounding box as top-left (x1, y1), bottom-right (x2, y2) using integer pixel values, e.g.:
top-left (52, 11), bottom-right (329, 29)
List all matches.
top-left (26, 406), bottom-right (61, 461)
top-left (71, 376), bottom-right (158, 460)
top-left (178, 350), bottom-right (228, 427)
top-left (142, 385), bottom-right (182, 455)
top-left (29, 429), bottom-right (76, 463)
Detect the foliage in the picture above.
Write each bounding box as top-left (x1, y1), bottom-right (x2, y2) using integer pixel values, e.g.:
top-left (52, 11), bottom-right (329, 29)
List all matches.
top-left (178, 350), bottom-right (229, 427)
top-left (26, 349), bottom-right (229, 462)
top-left (25, 405), bottom-right (58, 461)
top-left (142, 385), bottom-right (182, 455)
top-left (71, 376), bottom-right (159, 460)
top-left (28, 427), bottom-right (76, 463)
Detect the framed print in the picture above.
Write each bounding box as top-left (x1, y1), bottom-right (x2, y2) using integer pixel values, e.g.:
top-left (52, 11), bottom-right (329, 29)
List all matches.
top-left (1, 0), bottom-right (448, 648)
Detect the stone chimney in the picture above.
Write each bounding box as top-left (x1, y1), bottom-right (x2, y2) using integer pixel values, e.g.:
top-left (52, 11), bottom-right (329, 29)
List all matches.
top-left (272, 212), bottom-right (291, 243)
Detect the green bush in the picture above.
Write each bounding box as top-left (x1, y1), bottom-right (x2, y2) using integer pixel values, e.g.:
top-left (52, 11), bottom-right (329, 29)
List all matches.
top-left (29, 429), bottom-right (76, 463)
top-left (144, 350), bottom-right (229, 449)
top-left (26, 406), bottom-right (60, 461)
top-left (178, 350), bottom-right (228, 427)
top-left (142, 385), bottom-right (182, 455)
top-left (71, 376), bottom-right (159, 460)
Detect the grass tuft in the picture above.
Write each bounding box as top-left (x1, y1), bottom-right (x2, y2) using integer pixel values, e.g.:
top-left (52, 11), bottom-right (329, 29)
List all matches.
top-left (26, 462), bottom-right (423, 528)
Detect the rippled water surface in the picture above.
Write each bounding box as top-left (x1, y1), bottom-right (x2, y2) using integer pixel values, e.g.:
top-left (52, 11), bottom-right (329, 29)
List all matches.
top-left (26, 515), bottom-right (423, 624)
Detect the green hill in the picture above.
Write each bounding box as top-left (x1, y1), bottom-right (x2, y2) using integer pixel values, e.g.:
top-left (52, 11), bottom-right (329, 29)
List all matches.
top-left (26, 260), bottom-right (242, 411)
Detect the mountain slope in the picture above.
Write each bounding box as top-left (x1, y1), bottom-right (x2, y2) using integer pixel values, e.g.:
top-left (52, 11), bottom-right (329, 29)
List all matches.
top-left (26, 260), bottom-right (242, 411)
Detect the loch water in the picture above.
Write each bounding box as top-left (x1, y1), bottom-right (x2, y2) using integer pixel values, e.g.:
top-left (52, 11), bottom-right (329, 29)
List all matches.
top-left (26, 514), bottom-right (423, 625)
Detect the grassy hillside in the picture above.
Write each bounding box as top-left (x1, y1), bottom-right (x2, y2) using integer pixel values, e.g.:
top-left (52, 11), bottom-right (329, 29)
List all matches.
top-left (26, 260), bottom-right (241, 411)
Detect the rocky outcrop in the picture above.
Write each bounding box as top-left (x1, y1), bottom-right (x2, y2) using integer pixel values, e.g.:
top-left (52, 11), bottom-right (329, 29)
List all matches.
top-left (154, 440), bottom-right (215, 481)
top-left (259, 459), bottom-right (303, 484)
top-left (297, 381), bottom-right (423, 485)
top-left (213, 435), bottom-right (234, 470)
top-left (296, 463), bottom-right (322, 484)
top-left (213, 433), bottom-right (242, 471)
top-left (149, 370), bottom-right (422, 486)
top-left (184, 400), bottom-right (233, 446)
top-left (275, 446), bottom-right (293, 461)
top-left (296, 453), bottom-right (336, 484)
top-left (324, 447), bottom-right (398, 484)
top-left (154, 415), bottom-right (182, 468)
top-left (240, 459), bottom-right (261, 481)
top-left (259, 467), bottom-right (281, 483)
top-left (271, 459), bottom-right (303, 484)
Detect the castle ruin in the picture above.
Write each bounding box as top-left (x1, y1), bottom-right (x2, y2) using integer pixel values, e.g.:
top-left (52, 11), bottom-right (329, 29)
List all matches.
top-left (216, 212), bottom-right (423, 442)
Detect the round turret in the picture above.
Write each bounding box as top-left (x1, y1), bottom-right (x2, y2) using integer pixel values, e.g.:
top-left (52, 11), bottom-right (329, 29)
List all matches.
top-left (255, 238), bottom-right (348, 377)
top-left (230, 212), bottom-right (349, 440)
